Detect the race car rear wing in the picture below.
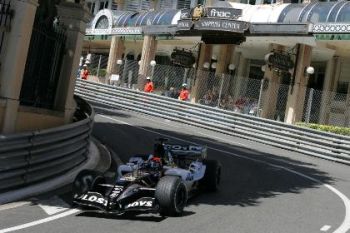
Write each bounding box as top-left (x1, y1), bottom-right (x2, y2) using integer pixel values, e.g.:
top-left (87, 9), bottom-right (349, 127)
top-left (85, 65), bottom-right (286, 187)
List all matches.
top-left (163, 144), bottom-right (207, 159)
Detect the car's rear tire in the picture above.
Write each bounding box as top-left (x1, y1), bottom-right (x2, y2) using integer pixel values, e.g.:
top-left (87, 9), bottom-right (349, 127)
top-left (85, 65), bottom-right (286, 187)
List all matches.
top-left (200, 160), bottom-right (221, 192)
top-left (72, 169), bottom-right (102, 196)
top-left (155, 176), bottom-right (188, 216)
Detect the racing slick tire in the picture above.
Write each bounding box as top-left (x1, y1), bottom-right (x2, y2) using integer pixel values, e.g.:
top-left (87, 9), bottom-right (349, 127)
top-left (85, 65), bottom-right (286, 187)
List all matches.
top-left (72, 169), bottom-right (103, 196)
top-left (155, 176), bottom-right (188, 216)
top-left (200, 160), bottom-right (221, 192)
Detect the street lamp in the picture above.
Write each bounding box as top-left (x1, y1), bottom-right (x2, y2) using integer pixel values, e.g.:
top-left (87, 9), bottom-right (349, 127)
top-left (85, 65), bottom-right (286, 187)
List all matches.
top-left (211, 62), bottom-right (217, 70)
top-left (228, 64), bottom-right (236, 77)
top-left (203, 62), bottom-right (210, 69)
top-left (305, 66), bottom-right (315, 75)
top-left (150, 60), bottom-right (156, 79)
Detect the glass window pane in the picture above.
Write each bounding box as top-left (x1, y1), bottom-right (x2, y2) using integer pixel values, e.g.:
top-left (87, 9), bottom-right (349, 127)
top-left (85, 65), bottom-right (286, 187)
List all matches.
top-left (156, 10), bottom-right (178, 25)
top-left (278, 4), bottom-right (304, 23)
top-left (336, 3), bottom-right (350, 22)
top-left (159, 0), bottom-right (174, 9)
top-left (327, 1), bottom-right (347, 22)
top-left (177, 0), bottom-right (191, 9)
top-left (303, 2), bottom-right (333, 23)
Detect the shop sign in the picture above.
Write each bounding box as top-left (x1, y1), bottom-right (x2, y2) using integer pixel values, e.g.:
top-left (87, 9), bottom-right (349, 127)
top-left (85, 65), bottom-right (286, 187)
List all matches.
top-left (180, 7), bottom-right (242, 20)
top-left (177, 20), bottom-right (193, 30)
top-left (206, 7), bottom-right (242, 19)
top-left (266, 52), bottom-right (294, 71)
top-left (194, 18), bottom-right (248, 33)
top-left (171, 49), bottom-right (195, 68)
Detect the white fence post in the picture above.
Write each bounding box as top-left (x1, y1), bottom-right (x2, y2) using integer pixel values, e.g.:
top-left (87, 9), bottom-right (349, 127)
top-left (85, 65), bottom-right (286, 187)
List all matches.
top-left (305, 88), bottom-right (314, 124)
top-left (257, 79), bottom-right (265, 117)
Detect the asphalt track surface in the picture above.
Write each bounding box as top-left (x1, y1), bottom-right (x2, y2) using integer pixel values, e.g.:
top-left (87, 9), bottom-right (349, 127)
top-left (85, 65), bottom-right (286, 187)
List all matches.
top-left (1, 104), bottom-right (350, 233)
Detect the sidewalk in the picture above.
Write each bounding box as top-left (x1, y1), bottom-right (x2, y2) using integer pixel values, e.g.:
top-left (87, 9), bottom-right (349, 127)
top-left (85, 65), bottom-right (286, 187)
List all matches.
top-left (0, 138), bottom-right (111, 205)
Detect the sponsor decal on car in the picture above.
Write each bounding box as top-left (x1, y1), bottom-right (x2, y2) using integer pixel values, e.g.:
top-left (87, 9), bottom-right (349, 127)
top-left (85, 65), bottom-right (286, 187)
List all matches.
top-left (164, 144), bottom-right (204, 152)
top-left (110, 186), bottom-right (123, 198)
top-left (78, 192), bottom-right (108, 207)
top-left (125, 198), bottom-right (155, 209)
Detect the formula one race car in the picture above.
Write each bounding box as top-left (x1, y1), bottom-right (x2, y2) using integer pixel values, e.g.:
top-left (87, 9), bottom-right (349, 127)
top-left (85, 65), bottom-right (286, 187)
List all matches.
top-left (72, 138), bottom-right (221, 216)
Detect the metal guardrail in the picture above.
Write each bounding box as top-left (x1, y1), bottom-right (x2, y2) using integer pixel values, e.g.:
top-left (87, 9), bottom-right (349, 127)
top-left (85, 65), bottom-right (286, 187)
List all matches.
top-left (75, 80), bottom-right (350, 165)
top-left (0, 96), bottom-right (94, 193)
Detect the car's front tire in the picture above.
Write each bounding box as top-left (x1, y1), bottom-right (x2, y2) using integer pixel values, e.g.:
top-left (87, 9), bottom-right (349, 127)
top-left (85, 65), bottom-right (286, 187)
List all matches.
top-left (155, 176), bottom-right (188, 216)
top-left (72, 169), bottom-right (102, 196)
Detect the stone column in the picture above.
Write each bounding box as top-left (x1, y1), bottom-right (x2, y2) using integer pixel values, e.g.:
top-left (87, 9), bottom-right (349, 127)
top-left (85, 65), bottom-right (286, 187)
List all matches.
top-left (260, 44), bottom-right (286, 120)
top-left (116, 0), bottom-right (125, 10)
top-left (106, 36), bottom-right (125, 84)
top-left (319, 57), bottom-right (337, 124)
top-left (54, 2), bottom-right (91, 123)
top-left (137, 35), bottom-right (157, 90)
top-left (150, 0), bottom-right (159, 10)
top-left (285, 44), bottom-right (313, 124)
top-left (105, 0), bottom-right (125, 84)
top-left (0, 0), bottom-right (39, 134)
top-left (215, 44), bottom-right (235, 96)
top-left (191, 43), bottom-right (213, 102)
top-left (205, 0), bottom-right (214, 6)
top-left (260, 69), bottom-right (281, 119)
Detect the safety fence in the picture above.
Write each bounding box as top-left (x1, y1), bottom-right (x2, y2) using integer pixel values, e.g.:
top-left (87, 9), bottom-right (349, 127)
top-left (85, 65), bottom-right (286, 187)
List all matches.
top-left (75, 80), bottom-right (350, 165)
top-left (84, 59), bottom-right (350, 127)
top-left (0, 96), bottom-right (94, 193)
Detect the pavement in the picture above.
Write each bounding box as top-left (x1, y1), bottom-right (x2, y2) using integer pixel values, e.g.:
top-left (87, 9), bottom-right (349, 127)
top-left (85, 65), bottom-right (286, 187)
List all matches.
top-left (0, 138), bottom-right (111, 205)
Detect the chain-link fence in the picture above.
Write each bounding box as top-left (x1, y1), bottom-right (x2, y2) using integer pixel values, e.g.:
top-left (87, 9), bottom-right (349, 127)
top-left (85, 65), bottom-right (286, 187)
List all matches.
top-left (85, 60), bottom-right (350, 127)
top-left (302, 88), bottom-right (350, 127)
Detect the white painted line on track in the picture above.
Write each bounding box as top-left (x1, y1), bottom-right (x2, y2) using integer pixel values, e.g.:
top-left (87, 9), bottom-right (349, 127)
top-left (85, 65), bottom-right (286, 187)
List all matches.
top-left (0, 209), bottom-right (80, 233)
top-left (321, 225), bottom-right (332, 232)
top-left (0, 202), bottom-right (30, 211)
top-left (100, 115), bottom-right (350, 233)
top-left (38, 196), bottom-right (70, 215)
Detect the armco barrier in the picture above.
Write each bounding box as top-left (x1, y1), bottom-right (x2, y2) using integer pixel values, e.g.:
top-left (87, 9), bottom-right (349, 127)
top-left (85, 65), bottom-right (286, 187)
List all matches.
top-left (75, 80), bottom-right (350, 165)
top-left (0, 96), bottom-right (94, 193)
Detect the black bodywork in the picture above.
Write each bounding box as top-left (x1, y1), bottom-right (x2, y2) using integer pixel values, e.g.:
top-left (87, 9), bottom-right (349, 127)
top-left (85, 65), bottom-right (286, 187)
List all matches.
top-left (73, 169), bottom-right (162, 214)
top-left (73, 139), bottom-right (214, 215)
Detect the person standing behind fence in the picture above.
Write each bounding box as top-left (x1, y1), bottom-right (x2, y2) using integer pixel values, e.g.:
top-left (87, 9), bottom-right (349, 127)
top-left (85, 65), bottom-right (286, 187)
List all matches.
top-left (80, 64), bottom-right (89, 80)
top-left (144, 77), bottom-right (154, 93)
top-left (179, 83), bottom-right (190, 101)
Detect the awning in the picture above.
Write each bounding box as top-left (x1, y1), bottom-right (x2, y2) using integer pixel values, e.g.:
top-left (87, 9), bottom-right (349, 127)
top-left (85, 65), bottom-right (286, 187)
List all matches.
top-left (86, 9), bottom-right (181, 36)
top-left (227, 1), bottom-right (350, 23)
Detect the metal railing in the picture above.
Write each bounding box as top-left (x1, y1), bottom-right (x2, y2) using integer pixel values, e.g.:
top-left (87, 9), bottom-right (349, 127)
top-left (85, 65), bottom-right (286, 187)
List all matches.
top-left (0, 96), bottom-right (94, 193)
top-left (75, 80), bottom-right (350, 165)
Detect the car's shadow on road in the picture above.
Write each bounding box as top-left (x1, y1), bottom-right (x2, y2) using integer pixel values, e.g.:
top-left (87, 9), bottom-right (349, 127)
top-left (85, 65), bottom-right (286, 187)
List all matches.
top-left (76, 210), bottom-right (195, 222)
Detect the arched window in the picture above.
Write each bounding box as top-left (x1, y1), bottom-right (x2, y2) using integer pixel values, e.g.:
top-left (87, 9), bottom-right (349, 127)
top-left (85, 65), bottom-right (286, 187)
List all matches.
top-left (95, 16), bottom-right (109, 29)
